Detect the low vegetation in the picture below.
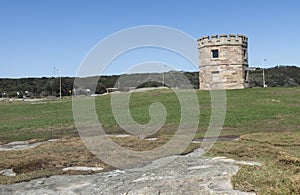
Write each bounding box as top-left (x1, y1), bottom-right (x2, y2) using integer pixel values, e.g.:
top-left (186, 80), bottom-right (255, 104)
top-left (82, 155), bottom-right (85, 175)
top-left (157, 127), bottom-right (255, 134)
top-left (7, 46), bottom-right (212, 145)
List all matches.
top-left (0, 87), bottom-right (299, 194)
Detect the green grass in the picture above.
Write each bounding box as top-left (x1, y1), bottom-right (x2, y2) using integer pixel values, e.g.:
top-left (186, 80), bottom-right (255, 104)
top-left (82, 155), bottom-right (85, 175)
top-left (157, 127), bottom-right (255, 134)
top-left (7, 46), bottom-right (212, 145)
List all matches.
top-left (0, 99), bottom-right (75, 142)
top-left (2, 87), bottom-right (299, 141)
top-left (95, 87), bottom-right (300, 138)
top-left (0, 87), bottom-right (300, 193)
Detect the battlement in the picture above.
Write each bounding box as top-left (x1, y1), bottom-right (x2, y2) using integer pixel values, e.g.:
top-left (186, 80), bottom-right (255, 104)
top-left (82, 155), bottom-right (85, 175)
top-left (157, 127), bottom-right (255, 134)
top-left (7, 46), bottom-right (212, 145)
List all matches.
top-left (197, 34), bottom-right (248, 48)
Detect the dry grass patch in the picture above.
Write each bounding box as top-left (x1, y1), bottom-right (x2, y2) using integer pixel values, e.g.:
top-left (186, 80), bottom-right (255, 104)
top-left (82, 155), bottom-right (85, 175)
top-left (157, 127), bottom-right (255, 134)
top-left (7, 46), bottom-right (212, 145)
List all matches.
top-left (207, 131), bottom-right (300, 194)
top-left (110, 136), bottom-right (169, 151)
top-left (0, 135), bottom-right (175, 184)
top-left (0, 137), bottom-right (112, 184)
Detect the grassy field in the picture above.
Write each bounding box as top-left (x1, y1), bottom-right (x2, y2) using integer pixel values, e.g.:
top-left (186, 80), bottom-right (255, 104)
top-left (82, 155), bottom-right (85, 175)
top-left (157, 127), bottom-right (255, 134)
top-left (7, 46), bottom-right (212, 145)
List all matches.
top-left (0, 87), bottom-right (300, 194)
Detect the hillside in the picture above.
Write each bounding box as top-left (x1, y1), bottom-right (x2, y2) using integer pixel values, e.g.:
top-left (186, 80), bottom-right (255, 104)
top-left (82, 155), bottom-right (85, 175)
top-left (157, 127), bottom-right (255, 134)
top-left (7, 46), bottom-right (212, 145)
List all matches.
top-left (0, 66), bottom-right (299, 97)
top-left (249, 65), bottom-right (300, 87)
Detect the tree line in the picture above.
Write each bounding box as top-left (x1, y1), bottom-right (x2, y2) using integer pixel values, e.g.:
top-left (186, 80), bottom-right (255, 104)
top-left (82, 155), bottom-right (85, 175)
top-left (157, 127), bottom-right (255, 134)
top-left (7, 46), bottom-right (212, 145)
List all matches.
top-left (249, 66), bottom-right (300, 87)
top-left (0, 66), bottom-right (299, 98)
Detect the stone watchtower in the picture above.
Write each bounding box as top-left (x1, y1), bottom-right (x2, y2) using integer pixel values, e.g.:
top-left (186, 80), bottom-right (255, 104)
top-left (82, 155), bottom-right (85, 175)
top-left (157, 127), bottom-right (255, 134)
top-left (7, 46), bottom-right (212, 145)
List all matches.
top-left (197, 34), bottom-right (249, 90)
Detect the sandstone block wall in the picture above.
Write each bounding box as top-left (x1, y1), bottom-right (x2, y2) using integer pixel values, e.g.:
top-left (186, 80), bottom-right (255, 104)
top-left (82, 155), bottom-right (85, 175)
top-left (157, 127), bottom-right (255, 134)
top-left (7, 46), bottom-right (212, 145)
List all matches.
top-left (198, 34), bottom-right (249, 90)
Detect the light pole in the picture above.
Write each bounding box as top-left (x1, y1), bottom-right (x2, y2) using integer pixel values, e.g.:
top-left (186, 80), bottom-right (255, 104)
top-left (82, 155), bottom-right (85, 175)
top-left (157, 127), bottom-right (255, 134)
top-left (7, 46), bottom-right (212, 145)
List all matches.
top-left (54, 67), bottom-right (62, 99)
top-left (262, 59), bottom-right (266, 88)
top-left (162, 65), bottom-right (165, 87)
top-left (58, 69), bottom-right (62, 99)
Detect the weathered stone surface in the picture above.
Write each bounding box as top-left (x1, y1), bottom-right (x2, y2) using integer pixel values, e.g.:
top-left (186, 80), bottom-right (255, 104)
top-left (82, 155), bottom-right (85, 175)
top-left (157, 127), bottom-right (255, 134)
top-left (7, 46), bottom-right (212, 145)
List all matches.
top-left (1, 148), bottom-right (257, 195)
top-left (62, 167), bottom-right (104, 172)
top-left (0, 169), bottom-right (16, 177)
top-left (0, 139), bottom-right (60, 151)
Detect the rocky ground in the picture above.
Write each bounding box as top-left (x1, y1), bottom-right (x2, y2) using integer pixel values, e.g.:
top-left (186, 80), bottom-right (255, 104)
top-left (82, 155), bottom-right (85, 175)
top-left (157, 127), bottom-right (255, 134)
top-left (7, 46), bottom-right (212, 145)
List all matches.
top-left (0, 148), bottom-right (260, 195)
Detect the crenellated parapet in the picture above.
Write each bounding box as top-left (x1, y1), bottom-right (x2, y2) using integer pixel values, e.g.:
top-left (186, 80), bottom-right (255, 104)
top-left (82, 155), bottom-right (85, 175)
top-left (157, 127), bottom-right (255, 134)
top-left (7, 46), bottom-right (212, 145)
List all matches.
top-left (197, 34), bottom-right (248, 48)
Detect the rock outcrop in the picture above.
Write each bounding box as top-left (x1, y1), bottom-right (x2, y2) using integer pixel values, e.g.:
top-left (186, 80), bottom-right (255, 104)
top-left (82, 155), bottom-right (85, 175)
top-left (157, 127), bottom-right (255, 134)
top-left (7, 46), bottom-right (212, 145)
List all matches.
top-left (1, 149), bottom-right (256, 195)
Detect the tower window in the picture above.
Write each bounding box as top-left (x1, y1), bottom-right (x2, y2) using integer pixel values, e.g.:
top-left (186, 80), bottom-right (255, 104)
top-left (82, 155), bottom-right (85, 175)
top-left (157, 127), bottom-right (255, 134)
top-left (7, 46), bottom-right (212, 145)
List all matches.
top-left (211, 49), bottom-right (219, 58)
top-left (212, 71), bottom-right (220, 81)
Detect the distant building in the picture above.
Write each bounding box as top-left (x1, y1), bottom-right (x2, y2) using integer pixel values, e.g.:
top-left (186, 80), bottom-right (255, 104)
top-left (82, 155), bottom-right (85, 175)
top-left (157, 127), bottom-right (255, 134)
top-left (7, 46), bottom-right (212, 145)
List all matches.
top-left (72, 88), bottom-right (91, 96)
top-left (106, 88), bottom-right (119, 93)
top-left (198, 34), bottom-right (249, 90)
top-left (248, 67), bottom-right (257, 71)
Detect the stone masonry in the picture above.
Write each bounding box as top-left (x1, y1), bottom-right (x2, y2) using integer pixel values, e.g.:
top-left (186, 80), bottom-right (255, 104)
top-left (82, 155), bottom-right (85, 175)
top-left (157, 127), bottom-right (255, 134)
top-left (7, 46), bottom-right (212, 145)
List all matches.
top-left (198, 34), bottom-right (249, 90)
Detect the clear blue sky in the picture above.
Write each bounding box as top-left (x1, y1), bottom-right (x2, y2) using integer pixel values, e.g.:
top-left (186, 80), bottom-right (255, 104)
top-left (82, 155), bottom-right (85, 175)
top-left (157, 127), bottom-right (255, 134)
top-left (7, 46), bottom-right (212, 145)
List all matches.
top-left (1, 0), bottom-right (299, 78)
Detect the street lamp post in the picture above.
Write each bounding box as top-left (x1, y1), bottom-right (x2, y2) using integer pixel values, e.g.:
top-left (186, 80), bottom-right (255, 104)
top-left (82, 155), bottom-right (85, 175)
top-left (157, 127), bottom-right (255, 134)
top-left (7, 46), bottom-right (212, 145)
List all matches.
top-left (56, 68), bottom-right (62, 99)
top-left (54, 67), bottom-right (62, 99)
top-left (263, 59), bottom-right (267, 88)
top-left (59, 72), bottom-right (62, 99)
top-left (162, 65), bottom-right (166, 87)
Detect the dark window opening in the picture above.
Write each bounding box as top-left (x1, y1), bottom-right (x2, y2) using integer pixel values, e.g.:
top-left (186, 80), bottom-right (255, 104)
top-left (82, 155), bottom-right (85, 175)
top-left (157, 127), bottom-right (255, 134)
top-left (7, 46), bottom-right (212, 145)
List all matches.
top-left (211, 49), bottom-right (219, 58)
